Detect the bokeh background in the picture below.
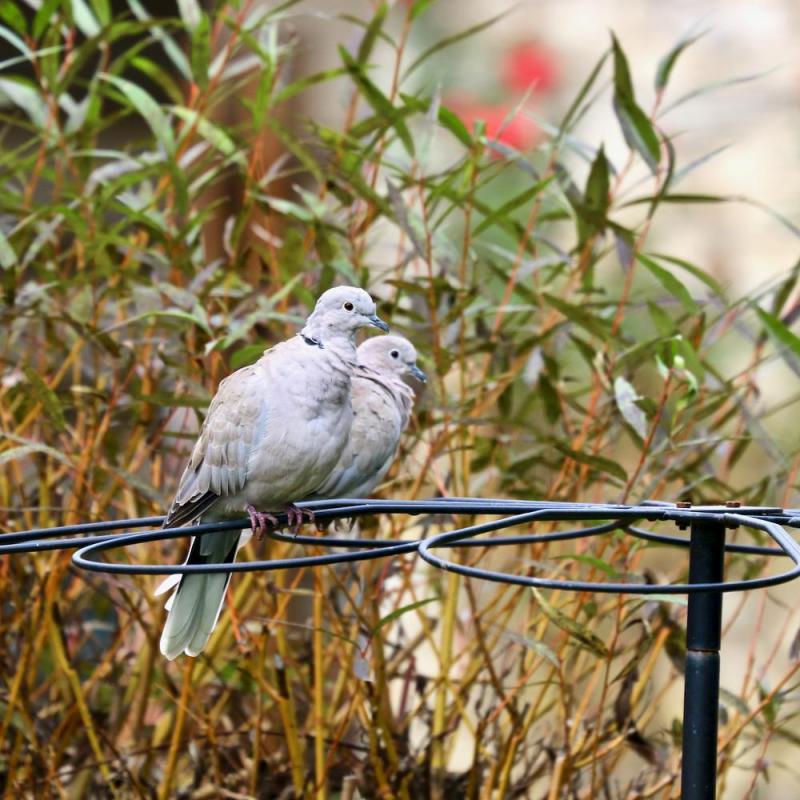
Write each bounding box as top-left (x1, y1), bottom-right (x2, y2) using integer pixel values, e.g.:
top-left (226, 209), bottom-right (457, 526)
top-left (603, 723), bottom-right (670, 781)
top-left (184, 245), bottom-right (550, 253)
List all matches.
top-left (2, 1), bottom-right (800, 797)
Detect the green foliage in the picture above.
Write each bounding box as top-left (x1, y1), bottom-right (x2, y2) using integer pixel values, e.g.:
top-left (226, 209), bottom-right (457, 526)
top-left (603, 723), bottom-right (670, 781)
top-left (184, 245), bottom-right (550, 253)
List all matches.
top-left (1, 3), bottom-right (799, 798)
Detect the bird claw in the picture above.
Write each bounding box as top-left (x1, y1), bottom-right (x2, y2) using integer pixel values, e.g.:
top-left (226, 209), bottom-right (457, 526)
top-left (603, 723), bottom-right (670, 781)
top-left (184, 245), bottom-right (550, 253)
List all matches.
top-left (246, 505), bottom-right (278, 541)
top-left (286, 504), bottom-right (315, 536)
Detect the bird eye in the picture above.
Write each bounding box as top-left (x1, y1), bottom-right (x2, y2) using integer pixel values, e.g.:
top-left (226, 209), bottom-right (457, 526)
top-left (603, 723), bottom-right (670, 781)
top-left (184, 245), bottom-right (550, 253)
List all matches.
top-left (390, 350), bottom-right (399, 359)
top-left (343, 301), bottom-right (354, 312)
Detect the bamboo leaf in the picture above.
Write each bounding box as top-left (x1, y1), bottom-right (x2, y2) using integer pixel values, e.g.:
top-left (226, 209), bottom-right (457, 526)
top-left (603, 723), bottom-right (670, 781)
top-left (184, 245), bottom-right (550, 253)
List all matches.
top-left (655, 30), bottom-right (706, 90)
top-left (614, 376), bottom-right (647, 439)
top-left (371, 597), bottom-right (438, 636)
top-left (0, 443), bottom-right (71, 468)
top-left (552, 442), bottom-right (628, 483)
top-left (636, 253), bottom-right (697, 312)
top-left (611, 34), bottom-right (660, 172)
top-left (532, 589), bottom-right (609, 657)
top-left (403, 9), bottom-right (508, 79)
top-left (23, 368), bottom-right (66, 431)
top-left (754, 307), bottom-right (800, 359)
top-left (101, 73), bottom-right (175, 154)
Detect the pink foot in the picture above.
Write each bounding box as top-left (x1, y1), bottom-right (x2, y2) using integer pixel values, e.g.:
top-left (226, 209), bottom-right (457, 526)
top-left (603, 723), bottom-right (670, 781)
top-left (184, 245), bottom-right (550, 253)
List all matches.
top-left (246, 505), bottom-right (279, 541)
top-left (285, 503), bottom-right (315, 535)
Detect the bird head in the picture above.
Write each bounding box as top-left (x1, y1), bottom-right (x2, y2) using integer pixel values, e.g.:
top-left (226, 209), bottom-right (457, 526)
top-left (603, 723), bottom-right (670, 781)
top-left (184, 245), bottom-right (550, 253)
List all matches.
top-left (303, 286), bottom-right (389, 342)
top-left (357, 335), bottom-right (427, 383)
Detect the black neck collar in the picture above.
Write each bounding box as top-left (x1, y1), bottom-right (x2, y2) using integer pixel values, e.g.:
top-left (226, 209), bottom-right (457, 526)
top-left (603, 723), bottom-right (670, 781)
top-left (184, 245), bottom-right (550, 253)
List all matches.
top-left (300, 333), bottom-right (324, 349)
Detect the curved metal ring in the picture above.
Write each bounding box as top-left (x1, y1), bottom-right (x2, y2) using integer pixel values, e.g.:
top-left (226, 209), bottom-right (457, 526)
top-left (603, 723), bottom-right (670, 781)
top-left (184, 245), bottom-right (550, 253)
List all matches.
top-left (417, 511), bottom-right (800, 594)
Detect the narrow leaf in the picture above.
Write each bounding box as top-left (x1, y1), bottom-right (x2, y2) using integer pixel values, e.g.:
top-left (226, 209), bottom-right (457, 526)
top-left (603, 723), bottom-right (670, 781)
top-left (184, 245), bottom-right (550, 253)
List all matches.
top-left (101, 74), bottom-right (175, 153)
top-left (614, 376), bottom-right (647, 439)
top-left (372, 597), bottom-right (438, 635)
top-left (532, 588), bottom-right (609, 657)
top-left (552, 442), bottom-right (628, 482)
top-left (636, 253), bottom-right (697, 312)
top-left (655, 31), bottom-right (706, 90)
top-left (755, 307), bottom-right (800, 359)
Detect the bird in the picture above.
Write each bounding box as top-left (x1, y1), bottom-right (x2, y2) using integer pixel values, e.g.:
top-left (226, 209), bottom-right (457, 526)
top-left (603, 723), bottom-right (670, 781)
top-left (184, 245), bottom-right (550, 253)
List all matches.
top-left (158, 286), bottom-right (389, 660)
top-left (311, 334), bottom-right (425, 500)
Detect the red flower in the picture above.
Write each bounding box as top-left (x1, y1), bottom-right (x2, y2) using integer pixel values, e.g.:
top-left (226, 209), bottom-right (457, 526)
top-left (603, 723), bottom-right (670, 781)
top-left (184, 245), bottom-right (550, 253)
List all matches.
top-left (447, 96), bottom-right (540, 153)
top-left (501, 41), bottom-right (559, 95)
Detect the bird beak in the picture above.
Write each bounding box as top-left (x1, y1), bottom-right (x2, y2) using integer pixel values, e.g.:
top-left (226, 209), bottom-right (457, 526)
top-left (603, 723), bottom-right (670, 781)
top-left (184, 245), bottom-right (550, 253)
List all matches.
top-left (409, 364), bottom-right (427, 383)
top-left (367, 314), bottom-right (389, 332)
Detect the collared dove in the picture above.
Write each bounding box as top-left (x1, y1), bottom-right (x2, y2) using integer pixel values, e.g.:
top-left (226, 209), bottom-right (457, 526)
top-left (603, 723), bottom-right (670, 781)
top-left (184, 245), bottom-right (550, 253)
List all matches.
top-left (312, 335), bottom-right (425, 500)
top-left (158, 286), bottom-right (389, 660)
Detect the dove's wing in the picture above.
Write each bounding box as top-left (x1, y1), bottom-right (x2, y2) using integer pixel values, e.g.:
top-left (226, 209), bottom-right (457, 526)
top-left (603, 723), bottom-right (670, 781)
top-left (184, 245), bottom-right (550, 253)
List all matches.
top-left (314, 372), bottom-right (407, 498)
top-left (164, 363), bottom-right (266, 528)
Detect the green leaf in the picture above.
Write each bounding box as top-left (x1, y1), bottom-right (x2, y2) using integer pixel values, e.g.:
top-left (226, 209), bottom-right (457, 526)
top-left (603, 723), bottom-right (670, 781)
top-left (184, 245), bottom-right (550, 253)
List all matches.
top-left (611, 34), bottom-right (660, 172)
top-left (532, 589), bottom-right (609, 657)
top-left (339, 47), bottom-right (413, 156)
top-left (403, 9), bottom-right (508, 79)
top-left (496, 626), bottom-right (559, 667)
top-left (71, 0), bottom-right (100, 37)
top-left (0, 2), bottom-right (28, 36)
top-left (101, 309), bottom-right (212, 336)
top-left (101, 74), bottom-right (175, 154)
top-left (542, 294), bottom-right (612, 341)
top-left (0, 443), bottom-right (71, 468)
top-left (33, 0), bottom-right (61, 40)
top-left (551, 442), bottom-right (628, 483)
top-left (754, 307), bottom-right (800, 359)
top-left (177, 0), bottom-right (203, 30)
top-left (0, 77), bottom-right (48, 127)
top-left (655, 30), bottom-right (706, 90)
top-left (614, 376), bottom-right (647, 439)
top-left (614, 95), bottom-right (661, 173)
top-left (558, 48), bottom-right (609, 137)
top-left (584, 146), bottom-right (610, 221)
top-left (272, 67), bottom-right (349, 105)
top-left (189, 12), bottom-right (211, 90)
top-left (648, 252), bottom-right (723, 296)
top-left (635, 253), bottom-right (697, 312)
top-left (410, 0), bottom-right (436, 20)
top-left (473, 176), bottom-right (554, 236)
top-left (230, 344), bottom-right (266, 370)
top-left (0, 229), bottom-right (16, 269)
top-left (437, 104), bottom-right (472, 147)
top-left (621, 193), bottom-right (727, 208)
top-left (356, 2), bottom-right (388, 64)
top-left (172, 106), bottom-right (245, 164)
top-left (553, 553), bottom-right (619, 578)
top-left (371, 597), bottom-right (438, 636)
top-left (23, 368), bottom-right (66, 431)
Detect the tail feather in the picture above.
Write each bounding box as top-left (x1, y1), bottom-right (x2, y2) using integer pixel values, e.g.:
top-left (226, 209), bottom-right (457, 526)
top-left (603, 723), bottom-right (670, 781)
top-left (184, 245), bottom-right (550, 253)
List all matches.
top-left (159, 530), bottom-right (240, 660)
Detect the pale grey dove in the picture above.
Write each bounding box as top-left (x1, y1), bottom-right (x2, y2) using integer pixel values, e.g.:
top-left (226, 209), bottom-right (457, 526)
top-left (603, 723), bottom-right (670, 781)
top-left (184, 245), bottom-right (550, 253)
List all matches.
top-left (311, 335), bottom-right (425, 500)
top-left (158, 286), bottom-right (388, 660)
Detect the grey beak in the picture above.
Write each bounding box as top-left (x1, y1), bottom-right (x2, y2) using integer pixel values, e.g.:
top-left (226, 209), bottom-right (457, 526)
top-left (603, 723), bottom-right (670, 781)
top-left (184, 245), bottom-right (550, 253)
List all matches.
top-left (367, 314), bottom-right (390, 332)
top-left (409, 364), bottom-right (427, 383)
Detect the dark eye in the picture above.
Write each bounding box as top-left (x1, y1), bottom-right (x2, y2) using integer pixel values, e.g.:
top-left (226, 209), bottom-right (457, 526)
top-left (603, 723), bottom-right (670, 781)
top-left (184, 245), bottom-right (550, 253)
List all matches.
top-left (390, 350), bottom-right (399, 359)
top-left (343, 301), bottom-right (354, 312)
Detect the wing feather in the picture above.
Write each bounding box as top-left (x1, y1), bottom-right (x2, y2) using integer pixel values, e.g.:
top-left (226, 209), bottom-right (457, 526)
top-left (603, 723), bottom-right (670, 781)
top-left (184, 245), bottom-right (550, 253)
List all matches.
top-left (164, 363), bottom-right (267, 527)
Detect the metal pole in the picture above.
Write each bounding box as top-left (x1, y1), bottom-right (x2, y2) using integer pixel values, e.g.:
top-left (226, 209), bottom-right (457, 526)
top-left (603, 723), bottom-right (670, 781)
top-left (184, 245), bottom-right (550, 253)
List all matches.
top-left (680, 518), bottom-right (725, 800)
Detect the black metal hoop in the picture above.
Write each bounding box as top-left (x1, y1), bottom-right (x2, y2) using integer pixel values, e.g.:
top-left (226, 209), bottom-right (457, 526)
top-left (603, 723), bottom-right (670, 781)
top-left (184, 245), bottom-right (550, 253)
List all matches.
top-left (5, 498), bottom-right (800, 800)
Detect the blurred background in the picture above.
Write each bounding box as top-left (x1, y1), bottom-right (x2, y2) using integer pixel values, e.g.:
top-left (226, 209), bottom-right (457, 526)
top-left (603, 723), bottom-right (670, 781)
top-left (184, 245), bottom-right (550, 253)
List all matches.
top-left (2, 1), bottom-right (800, 797)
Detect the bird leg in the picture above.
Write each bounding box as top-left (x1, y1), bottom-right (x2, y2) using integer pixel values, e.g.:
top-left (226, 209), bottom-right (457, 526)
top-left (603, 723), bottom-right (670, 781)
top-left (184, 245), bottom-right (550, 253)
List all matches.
top-left (246, 505), bottom-right (279, 541)
top-left (285, 503), bottom-right (315, 535)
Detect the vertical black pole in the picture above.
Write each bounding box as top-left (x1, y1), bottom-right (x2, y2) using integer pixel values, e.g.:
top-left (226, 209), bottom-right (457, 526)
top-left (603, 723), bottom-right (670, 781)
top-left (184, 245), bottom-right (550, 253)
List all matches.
top-left (680, 518), bottom-right (725, 800)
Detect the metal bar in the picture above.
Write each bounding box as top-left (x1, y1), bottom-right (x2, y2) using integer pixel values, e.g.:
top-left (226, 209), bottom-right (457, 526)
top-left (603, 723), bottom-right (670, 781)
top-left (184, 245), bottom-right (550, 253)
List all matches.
top-left (681, 518), bottom-right (725, 800)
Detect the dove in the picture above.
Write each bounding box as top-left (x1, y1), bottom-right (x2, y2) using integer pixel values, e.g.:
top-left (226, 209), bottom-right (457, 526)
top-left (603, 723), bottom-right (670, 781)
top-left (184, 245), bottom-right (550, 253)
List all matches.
top-left (311, 335), bottom-right (425, 500)
top-left (158, 286), bottom-right (389, 660)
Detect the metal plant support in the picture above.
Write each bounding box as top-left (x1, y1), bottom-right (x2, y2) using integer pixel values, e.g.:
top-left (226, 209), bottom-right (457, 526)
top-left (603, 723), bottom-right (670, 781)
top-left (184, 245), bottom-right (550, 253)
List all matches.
top-left (4, 498), bottom-right (800, 800)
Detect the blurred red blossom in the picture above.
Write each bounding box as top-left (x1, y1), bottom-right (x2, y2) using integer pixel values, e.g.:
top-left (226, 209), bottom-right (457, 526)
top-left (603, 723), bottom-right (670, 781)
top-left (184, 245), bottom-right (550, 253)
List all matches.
top-left (501, 41), bottom-right (559, 95)
top-left (446, 96), bottom-right (540, 152)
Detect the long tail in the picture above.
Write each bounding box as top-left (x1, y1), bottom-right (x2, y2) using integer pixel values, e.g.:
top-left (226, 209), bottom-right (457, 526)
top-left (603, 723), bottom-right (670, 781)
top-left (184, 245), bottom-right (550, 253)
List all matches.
top-left (159, 529), bottom-right (241, 660)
